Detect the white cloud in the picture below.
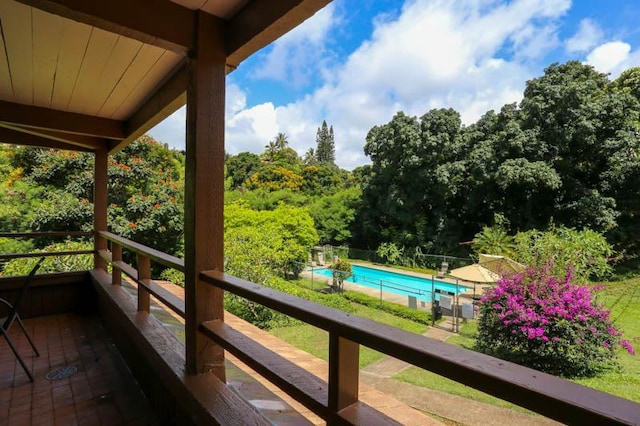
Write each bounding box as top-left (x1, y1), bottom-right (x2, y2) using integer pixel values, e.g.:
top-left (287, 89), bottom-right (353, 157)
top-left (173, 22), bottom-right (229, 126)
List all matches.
top-left (152, 0), bottom-right (580, 169)
top-left (566, 19), bottom-right (603, 53)
top-left (586, 41), bottom-right (631, 73)
top-left (251, 3), bottom-right (337, 88)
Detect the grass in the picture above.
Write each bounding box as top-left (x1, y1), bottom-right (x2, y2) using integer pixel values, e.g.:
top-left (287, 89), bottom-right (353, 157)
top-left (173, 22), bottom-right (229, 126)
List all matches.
top-left (573, 277), bottom-right (640, 401)
top-left (276, 274), bottom-right (640, 415)
top-left (270, 301), bottom-right (428, 368)
top-left (395, 276), bottom-right (640, 404)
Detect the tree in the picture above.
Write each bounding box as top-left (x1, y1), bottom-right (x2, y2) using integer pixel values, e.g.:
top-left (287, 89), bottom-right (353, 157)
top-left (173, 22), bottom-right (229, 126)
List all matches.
top-left (226, 152), bottom-right (261, 189)
top-left (471, 224), bottom-right (516, 258)
top-left (274, 132), bottom-right (289, 150)
top-left (329, 258), bottom-right (352, 291)
top-left (224, 202), bottom-right (319, 277)
top-left (308, 187), bottom-right (361, 245)
top-left (359, 109), bottom-right (463, 252)
top-left (513, 226), bottom-right (613, 282)
top-left (303, 148), bottom-right (317, 165)
top-left (5, 137), bottom-right (185, 258)
top-left (315, 120), bottom-right (335, 165)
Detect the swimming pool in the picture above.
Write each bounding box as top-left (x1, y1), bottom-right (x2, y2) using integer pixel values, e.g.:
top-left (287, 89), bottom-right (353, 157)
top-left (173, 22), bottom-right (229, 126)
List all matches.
top-left (311, 265), bottom-right (470, 301)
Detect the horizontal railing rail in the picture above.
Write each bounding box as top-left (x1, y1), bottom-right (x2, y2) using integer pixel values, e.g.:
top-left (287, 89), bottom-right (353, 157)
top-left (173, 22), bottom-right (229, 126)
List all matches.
top-left (0, 250), bottom-right (94, 261)
top-left (201, 269), bottom-right (640, 426)
top-left (98, 231), bottom-right (185, 318)
top-left (0, 231), bottom-right (95, 262)
top-left (98, 231), bottom-right (184, 272)
top-left (0, 231), bottom-right (92, 238)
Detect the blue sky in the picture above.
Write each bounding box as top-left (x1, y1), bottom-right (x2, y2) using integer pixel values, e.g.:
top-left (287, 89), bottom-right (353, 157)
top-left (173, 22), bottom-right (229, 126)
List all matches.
top-left (150, 0), bottom-right (640, 170)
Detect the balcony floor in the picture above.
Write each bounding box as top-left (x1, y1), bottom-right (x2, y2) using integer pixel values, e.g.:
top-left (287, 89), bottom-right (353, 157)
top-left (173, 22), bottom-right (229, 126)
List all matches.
top-left (0, 313), bottom-right (156, 425)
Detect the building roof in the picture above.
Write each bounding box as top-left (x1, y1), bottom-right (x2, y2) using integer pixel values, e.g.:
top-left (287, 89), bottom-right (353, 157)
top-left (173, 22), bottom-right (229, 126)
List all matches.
top-left (0, 0), bottom-right (330, 152)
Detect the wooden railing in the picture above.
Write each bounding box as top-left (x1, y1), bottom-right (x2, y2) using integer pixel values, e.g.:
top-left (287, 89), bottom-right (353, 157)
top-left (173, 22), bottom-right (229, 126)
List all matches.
top-left (0, 231), bottom-right (94, 261)
top-left (92, 233), bottom-right (640, 425)
top-left (97, 231), bottom-right (185, 318)
top-left (200, 270), bottom-right (640, 425)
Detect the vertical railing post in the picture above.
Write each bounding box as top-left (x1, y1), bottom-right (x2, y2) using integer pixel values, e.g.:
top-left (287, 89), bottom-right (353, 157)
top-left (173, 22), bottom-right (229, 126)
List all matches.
top-left (112, 243), bottom-right (122, 286)
top-left (328, 333), bottom-right (359, 415)
top-left (94, 148), bottom-right (108, 271)
top-left (137, 254), bottom-right (151, 313)
top-left (184, 12), bottom-right (226, 378)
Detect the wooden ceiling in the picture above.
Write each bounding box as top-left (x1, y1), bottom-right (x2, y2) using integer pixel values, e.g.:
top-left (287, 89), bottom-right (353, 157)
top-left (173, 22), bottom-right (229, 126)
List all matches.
top-left (0, 0), bottom-right (330, 153)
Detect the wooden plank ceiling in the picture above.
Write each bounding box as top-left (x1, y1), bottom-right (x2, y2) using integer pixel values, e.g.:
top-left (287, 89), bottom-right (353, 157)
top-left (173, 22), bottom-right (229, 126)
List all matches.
top-left (0, 0), bottom-right (330, 153)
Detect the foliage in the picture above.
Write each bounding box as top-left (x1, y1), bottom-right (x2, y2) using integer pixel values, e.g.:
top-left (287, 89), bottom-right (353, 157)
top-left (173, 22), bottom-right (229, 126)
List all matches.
top-left (341, 291), bottom-right (431, 324)
top-left (472, 223), bottom-right (516, 258)
top-left (245, 165), bottom-right (304, 191)
top-left (225, 202), bottom-right (318, 278)
top-left (225, 152), bottom-right (261, 189)
top-left (315, 120), bottom-right (336, 165)
top-left (160, 267), bottom-right (185, 287)
top-left (476, 265), bottom-right (634, 378)
top-left (4, 137), bottom-right (185, 258)
top-left (225, 276), bottom-right (354, 329)
top-left (308, 187), bottom-right (361, 245)
top-left (514, 226), bottom-right (613, 282)
top-left (1, 241), bottom-right (92, 276)
top-left (376, 242), bottom-right (405, 265)
top-left (357, 62), bottom-right (640, 261)
top-left (329, 258), bottom-right (352, 290)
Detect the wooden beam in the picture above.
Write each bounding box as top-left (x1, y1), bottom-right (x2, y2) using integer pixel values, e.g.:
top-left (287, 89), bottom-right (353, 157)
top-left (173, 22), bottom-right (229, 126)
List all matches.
top-left (14, 0), bottom-right (195, 53)
top-left (184, 12), bottom-right (226, 377)
top-left (0, 123), bottom-right (106, 150)
top-left (328, 334), bottom-right (359, 412)
top-left (226, 0), bottom-right (331, 69)
top-left (94, 148), bottom-right (108, 271)
top-left (0, 101), bottom-right (125, 139)
top-left (111, 64), bottom-right (188, 154)
top-left (0, 125), bottom-right (92, 151)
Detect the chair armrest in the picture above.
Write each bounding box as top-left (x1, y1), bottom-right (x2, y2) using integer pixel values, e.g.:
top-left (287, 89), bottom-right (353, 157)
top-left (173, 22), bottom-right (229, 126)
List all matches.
top-left (0, 298), bottom-right (13, 309)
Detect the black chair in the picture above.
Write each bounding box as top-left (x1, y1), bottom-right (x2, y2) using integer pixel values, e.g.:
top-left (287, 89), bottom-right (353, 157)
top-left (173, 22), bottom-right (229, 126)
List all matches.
top-left (1, 256), bottom-right (45, 382)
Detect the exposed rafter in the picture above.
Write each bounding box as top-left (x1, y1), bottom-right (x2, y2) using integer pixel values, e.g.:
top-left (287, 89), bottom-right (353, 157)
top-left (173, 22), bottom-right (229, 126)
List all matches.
top-left (0, 123), bottom-right (106, 150)
top-left (0, 101), bottom-right (125, 140)
top-left (0, 126), bottom-right (94, 152)
top-left (226, 0), bottom-right (331, 69)
top-left (111, 64), bottom-right (188, 154)
top-left (13, 0), bottom-right (195, 53)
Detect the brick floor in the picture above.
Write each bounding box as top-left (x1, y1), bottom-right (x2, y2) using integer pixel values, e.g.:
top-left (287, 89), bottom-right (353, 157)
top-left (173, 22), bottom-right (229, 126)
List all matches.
top-left (0, 314), bottom-right (156, 425)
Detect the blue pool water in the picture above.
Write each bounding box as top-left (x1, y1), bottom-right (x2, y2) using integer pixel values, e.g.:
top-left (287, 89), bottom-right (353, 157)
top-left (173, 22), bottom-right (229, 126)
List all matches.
top-left (311, 265), bottom-right (470, 301)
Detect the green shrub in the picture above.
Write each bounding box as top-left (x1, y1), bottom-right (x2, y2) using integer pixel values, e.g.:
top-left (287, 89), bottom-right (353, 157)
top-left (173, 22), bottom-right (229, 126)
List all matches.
top-left (514, 226), bottom-right (613, 283)
top-left (341, 291), bottom-right (431, 324)
top-left (1, 240), bottom-right (92, 276)
top-left (159, 267), bottom-right (185, 287)
top-left (226, 276), bottom-right (355, 329)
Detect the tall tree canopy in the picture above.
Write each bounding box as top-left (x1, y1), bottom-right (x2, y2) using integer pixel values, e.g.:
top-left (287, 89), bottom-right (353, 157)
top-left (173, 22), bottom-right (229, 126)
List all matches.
top-left (357, 62), bottom-right (640, 258)
top-left (315, 120), bottom-right (336, 165)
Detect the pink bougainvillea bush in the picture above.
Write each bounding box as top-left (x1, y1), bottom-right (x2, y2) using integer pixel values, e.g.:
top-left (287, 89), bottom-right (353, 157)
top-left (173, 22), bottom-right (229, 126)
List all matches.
top-left (476, 265), bottom-right (635, 378)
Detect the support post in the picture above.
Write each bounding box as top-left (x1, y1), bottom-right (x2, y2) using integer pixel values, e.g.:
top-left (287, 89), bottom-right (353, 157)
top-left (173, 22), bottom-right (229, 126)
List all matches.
top-left (184, 11), bottom-right (226, 378)
top-left (94, 148), bottom-right (108, 271)
top-left (112, 243), bottom-right (122, 285)
top-left (328, 333), bottom-right (359, 413)
top-left (137, 254), bottom-right (151, 313)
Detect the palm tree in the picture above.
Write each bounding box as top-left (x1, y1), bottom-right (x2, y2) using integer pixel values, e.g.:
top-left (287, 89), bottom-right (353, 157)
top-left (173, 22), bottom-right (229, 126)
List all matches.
top-left (274, 132), bottom-right (289, 150)
top-left (303, 148), bottom-right (316, 164)
top-left (471, 225), bottom-right (516, 258)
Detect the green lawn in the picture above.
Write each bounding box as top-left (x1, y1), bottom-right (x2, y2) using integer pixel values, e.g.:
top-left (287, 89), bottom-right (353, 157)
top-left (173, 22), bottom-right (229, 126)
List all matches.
top-left (276, 275), bottom-right (640, 414)
top-left (270, 302), bottom-right (427, 368)
top-left (395, 277), bottom-right (640, 404)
